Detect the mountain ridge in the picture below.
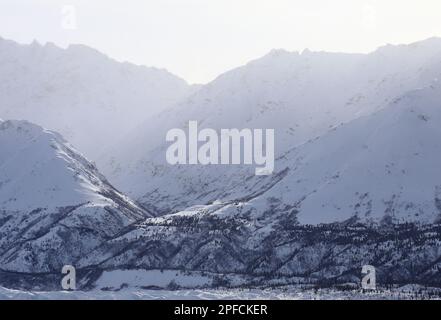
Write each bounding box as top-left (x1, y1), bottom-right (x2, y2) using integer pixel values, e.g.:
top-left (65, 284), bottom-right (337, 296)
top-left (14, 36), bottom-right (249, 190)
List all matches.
top-left (0, 37), bottom-right (195, 158)
top-left (100, 37), bottom-right (441, 219)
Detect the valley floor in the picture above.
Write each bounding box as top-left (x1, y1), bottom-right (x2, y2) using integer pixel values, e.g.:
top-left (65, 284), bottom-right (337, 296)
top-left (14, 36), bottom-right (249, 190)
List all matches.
top-left (1, 285), bottom-right (440, 300)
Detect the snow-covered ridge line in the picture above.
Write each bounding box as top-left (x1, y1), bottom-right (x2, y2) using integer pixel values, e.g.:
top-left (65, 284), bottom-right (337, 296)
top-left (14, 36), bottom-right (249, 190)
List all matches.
top-left (0, 36), bottom-right (187, 82)
top-left (0, 36), bottom-right (196, 159)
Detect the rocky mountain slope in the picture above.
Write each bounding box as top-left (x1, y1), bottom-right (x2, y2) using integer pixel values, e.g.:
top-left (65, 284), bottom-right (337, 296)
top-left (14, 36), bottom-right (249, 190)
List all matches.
top-left (2, 39), bottom-right (441, 291)
top-left (4, 79), bottom-right (439, 290)
top-left (101, 38), bottom-right (441, 217)
top-left (75, 83), bottom-right (441, 289)
top-left (0, 120), bottom-right (150, 288)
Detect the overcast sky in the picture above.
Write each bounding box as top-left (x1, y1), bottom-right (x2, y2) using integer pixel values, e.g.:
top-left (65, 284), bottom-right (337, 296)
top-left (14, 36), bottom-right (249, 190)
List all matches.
top-left (1, 0), bottom-right (441, 84)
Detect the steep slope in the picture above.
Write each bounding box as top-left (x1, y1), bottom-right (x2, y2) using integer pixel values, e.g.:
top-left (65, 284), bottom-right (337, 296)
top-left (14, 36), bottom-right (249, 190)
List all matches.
top-left (0, 120), bottom-right (150, 279)
top-left (81, 211), bottom-right (441, 288)
top-left (0, 37), bottom-right (195, 158)
top-left (192, 82), bottom-right (441, 225)
top-left (261, 83), bottom-right (441, 225)
top-left (3, 93), bottom-right (441, 289)
top-left (77, 84), bottom-right (441, 289)
top-left (101, 38), bottom-right (441, 215)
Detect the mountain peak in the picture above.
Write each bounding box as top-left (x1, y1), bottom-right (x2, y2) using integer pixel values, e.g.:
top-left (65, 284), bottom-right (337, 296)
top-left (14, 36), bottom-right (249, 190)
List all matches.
top-left (66, 43), bottom-right (107, 57)
top-left (374, 37), bottom-right (441, 56)
top-left (0, 120), bottom-right (152, 275)
top-left (260, 48), bottom-right (298, 61)
top-left (301, 48), bottom-right (312, 55)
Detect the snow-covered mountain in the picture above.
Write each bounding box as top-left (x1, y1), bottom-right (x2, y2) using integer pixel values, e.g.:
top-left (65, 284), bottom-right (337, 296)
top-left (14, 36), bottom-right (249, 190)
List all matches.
top-left (101, 38), bottom-right (441, 219)
top-left (257, 83), bottom-right (441, 225)
top-left (1, 113), bottom-right (441, 290)
top-left (75, 83), bottom-right (441, 287)
top-left (158, 82), bottom-right (441, 225)
top-left (72, 80), bottom-right (441, 289)
top-left (0, 120), bottom-right (150, 280)
top-left (2, 38), bottom-right (441, 291)
top-left (0, 37), bottom-right (196, 158)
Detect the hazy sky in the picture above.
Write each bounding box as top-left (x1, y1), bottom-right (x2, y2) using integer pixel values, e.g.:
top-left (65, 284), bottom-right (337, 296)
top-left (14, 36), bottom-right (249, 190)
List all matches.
top-left (1, 0), bottom-right (441, 84)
